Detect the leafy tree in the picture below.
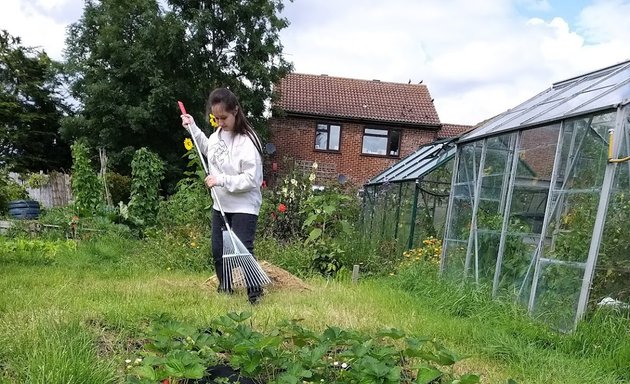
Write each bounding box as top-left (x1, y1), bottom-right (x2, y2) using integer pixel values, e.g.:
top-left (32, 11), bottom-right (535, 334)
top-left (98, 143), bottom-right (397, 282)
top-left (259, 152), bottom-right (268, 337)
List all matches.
top-left (63, 0), bottom-right (292, 192)
top-left (0, 30), bottom-right (71, 172)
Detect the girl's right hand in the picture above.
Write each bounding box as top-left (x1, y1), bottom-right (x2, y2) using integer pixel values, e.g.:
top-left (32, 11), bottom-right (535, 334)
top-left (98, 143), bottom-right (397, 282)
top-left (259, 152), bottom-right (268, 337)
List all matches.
top-left (181, 114), bottom-right (195, 129)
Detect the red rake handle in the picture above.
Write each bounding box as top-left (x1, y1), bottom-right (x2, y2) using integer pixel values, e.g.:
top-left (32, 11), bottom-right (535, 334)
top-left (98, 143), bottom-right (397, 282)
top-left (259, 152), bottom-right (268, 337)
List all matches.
top-left (177, 100), bottom-right (187, 115)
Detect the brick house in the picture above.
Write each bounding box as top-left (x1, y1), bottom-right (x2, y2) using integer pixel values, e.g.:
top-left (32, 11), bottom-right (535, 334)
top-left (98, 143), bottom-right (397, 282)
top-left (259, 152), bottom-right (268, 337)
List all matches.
top-left (268, 73), bottom-right (469, 186)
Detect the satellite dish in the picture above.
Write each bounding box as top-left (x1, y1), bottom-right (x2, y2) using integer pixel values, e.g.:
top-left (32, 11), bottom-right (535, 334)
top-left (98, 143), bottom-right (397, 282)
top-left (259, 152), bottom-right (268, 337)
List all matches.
top-left (337, 174), bottom-right (347, 184)
top-left (265, 143), bottom-right (276, 155)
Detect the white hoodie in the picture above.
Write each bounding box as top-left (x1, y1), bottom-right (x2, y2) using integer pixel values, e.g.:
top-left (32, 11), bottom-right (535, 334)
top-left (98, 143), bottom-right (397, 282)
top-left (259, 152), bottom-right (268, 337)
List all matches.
top-left (188, 122), bottom-right (263, 215)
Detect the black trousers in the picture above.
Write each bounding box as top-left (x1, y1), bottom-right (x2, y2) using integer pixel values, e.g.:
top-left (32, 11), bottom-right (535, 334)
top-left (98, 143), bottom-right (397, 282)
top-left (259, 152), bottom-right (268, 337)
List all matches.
top-left (211, 209), bottom-right (262, 299)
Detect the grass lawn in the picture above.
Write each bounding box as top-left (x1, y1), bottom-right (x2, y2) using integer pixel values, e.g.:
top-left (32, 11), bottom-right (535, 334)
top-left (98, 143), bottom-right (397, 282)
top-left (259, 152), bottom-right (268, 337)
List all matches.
top-left (0, 235), bottom-right (628, 383)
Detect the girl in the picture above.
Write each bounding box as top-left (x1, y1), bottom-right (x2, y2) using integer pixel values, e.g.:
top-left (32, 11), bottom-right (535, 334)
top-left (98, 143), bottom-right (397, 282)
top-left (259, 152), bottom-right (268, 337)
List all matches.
top-left (181, 88), bottom-right (264, 304)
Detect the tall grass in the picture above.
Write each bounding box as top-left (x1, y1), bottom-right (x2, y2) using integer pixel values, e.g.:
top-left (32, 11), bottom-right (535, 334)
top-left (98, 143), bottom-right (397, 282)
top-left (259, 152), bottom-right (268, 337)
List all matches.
top-left (393, 261), bottom-right (630, 382)
top-left (0, 234), bottom-right (628, 383)
top-left (0, 317), bottom-right (116, 384)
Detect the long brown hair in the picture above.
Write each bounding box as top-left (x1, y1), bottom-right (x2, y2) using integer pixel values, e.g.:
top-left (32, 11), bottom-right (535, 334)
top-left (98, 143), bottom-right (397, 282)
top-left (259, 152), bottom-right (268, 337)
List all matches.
top-left (206, 88), bottom-right (263, 156)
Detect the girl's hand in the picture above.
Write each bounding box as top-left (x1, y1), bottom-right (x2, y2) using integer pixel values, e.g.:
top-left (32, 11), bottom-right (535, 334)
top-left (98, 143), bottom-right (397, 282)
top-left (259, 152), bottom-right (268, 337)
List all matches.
top-left (204, 175), bottom-right (220, 188)
top-left (181, 114), bottom-right (195, 129)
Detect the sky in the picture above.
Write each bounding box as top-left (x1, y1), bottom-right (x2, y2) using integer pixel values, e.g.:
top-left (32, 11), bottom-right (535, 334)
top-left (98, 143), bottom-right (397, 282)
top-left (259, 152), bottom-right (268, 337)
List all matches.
top-left (1, 0), bottom-right (629, 126)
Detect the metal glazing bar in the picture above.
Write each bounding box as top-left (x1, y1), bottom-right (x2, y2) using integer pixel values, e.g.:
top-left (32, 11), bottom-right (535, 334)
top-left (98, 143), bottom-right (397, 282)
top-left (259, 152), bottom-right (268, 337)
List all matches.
top-left (527, 121), bottom-right (565, 311)
top-left (493, 131), bottom-right (521, 296)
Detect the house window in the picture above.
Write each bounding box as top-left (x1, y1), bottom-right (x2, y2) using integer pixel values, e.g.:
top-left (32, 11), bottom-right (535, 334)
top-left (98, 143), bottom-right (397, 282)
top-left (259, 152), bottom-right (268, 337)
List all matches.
top-left (315, 123), bottom-right (341, 151)
top-left (362, 127), bottom-right (401, 157)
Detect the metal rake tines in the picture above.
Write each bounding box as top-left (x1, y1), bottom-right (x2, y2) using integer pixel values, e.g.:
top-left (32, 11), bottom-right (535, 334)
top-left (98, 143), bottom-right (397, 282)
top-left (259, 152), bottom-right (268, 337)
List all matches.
top-left (221, 254), bottom-right (272, 290)
top-left (219, 230), bottom-right (271, 291)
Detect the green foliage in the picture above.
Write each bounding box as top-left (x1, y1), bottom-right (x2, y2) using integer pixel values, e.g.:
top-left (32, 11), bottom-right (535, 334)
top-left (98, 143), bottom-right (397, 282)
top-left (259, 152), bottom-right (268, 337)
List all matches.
top-left (261, 164), bottom-right (316, 241)
top-left (71, 139), bottom-right (103, 216)
top-left (157, 177), bottom-right (212, 236)
top-left (106, 171), bottom-right (132, 204)
top-left (62, 0), bottom-right (292, 191)
top-left (0, 30), bottom-right (71, 172)
top-left (25, 171), bottom-right (50, 189)
top-left (0, 168), bottom-right (28, 214)
top-left (255, 237), bottom-right (313, 277)
top-left (0, 237), bottom-right (75, 266)
top-left (126, 313), bottom-right (479, 384)
top-left (303, 190), bottom-right (356, 277)
top-left (128, 148), bottom-right (165, 228)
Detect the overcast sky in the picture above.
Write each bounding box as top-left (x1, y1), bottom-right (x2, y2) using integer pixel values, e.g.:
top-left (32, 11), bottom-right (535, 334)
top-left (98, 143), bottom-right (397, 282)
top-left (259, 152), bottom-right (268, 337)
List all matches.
top-left (2, 0), bottom-right (629, 125)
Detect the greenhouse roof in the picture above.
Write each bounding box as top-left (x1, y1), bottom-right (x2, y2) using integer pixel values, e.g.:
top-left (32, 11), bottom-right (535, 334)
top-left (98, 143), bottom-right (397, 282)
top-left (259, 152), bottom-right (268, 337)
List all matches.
top-left (460, 59), bottom-right (630, 143)
top-left (365, 139), bottom-right (456, 186)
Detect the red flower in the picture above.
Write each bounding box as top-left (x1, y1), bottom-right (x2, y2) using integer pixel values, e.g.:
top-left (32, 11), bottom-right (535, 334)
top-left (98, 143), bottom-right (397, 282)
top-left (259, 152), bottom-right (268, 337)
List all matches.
top-left (271, 212), bottom-right (277, 220)
top-left (162, 380), bottom-right (170, 384)
top-left (262, 180), bottom-right (267, 188)
top-left (278, 203), bottom-right (287, 213)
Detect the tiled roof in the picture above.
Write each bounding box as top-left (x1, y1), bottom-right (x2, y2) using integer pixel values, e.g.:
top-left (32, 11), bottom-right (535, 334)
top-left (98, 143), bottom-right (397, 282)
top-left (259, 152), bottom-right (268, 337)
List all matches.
top-left (438, 123), bottom-right (473, 138)
top-left (273, 73), bottom-right (441, 127)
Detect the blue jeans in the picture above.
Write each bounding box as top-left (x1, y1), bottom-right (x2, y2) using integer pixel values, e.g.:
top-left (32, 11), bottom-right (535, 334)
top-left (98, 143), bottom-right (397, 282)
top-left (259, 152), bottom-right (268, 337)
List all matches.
top-left (211, 209), bottom-right (262, 300)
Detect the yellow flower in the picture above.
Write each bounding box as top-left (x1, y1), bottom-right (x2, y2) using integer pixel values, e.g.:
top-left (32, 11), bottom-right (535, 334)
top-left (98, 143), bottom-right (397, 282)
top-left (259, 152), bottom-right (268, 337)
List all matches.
top-left (184, 138), bottom-right (193, 151)
top-left (209, 114), bottom-right (219, 128)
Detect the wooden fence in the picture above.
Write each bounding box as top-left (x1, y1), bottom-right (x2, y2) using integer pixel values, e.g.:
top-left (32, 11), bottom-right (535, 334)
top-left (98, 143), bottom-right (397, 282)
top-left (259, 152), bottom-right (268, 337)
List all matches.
top-left (9, 172), bottom-right (72, 208)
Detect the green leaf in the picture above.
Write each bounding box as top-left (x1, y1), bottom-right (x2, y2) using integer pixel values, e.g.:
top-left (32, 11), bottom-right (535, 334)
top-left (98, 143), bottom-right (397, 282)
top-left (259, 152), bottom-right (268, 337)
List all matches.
top-left (226, 311), bottom-right (252, 323)
top-left (377, 328), bottom-right (405, 340)
top-left (306, 228), bottom-right (322, 243)
top-left (416, 366), bottom-right (443, 384)
top-left (451, 374), bottom-right (481, 384)
top-left (130, 365), bottom-right (158, 381)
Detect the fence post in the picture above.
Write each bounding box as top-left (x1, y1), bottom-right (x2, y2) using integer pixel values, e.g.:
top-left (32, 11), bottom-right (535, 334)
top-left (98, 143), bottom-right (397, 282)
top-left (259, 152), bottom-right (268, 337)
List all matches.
top-left (352, 264), bottom-right (360, 284)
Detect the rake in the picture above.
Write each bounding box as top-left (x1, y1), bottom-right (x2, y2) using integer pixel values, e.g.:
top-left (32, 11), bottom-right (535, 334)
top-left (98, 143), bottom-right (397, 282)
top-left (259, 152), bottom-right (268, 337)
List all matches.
top-left (179, 101), bottom-right (271, 292)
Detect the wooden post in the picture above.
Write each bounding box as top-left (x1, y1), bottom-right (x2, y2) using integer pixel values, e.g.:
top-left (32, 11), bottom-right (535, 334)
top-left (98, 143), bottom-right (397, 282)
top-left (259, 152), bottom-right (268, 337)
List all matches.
top-left (352, 264), bottom-right (360, 284)
top-left (99, 148), bottom-right (113, 206)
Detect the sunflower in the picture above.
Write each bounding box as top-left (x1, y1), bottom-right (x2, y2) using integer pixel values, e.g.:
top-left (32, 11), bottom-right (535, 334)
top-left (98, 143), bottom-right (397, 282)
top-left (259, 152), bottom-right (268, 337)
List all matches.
top-left (208, 114), bottom-right (219, 128)
top-left (184, 138), bottom-right (193, 151)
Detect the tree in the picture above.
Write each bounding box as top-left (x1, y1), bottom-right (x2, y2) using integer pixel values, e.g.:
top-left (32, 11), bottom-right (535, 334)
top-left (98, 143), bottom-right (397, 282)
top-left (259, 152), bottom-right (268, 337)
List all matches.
top-left (63, 0), bottom-right (292, 192)
top-left (0, 30), bottom-right (71, 172)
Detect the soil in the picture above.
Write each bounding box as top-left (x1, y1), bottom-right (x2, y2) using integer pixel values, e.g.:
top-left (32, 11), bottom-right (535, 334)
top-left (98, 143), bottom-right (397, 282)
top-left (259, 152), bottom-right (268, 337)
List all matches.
top-left (203, 261), bottom-right (311, 292)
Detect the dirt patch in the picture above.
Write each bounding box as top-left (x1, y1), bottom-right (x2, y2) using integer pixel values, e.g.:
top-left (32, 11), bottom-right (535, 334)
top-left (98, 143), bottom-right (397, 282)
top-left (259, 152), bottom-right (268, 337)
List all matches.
top-left (203, 261), bottom-right (311, 292)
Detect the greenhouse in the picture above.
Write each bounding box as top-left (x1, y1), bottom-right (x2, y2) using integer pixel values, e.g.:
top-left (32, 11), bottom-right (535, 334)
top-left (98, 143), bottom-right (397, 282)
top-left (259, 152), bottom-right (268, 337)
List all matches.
top-left (361, 139), bottom-right (456, 256)
top-left (441, 59), bottom-right (630, 331)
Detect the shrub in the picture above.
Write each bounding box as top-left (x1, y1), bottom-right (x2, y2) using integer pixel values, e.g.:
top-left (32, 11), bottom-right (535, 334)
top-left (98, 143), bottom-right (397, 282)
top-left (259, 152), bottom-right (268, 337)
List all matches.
top-left (128, 148), bottom-right (164, 228)
top-left (157, 177), bottom-right (211, 235)
top-left (71, 140), bottom-right (103, 216)
top-left (106, 171), bottom-right (132, 204)
top-left (0, 168), bottom-right (28, 214)
top-left (261, 162), bottom-right (317, 241)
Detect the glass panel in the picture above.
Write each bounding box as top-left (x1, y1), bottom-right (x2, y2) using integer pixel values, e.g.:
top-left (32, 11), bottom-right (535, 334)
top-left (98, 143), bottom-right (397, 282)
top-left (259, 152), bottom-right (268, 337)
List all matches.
top-left (532, 260), bottom-right (584, 332)
top-left (389, 130), bottom-right (401, 156)
top-left (530, 112), bottom-right (614, 330)
top-left (396, 182), bottom-right (414, 254)
top-left (315, 126), bottom-right (328, 150)
top-left (443, 142), bottom-right (482, 278)
top-left (529, 85), bottom-right (615, 124)
top-left (363, 135), bottom-right (387, 155)
top-left (474, 134), bottom-right (515, 283)
top-left (329, 125), bottom-right (340, 151)
top-left (365, 128), bottom-right (388, 136)
top-left (443, 237), bottom-right (468, 280)
top-left (498, 125), bottom-right (560, 299)
top-left (590, 111), bottom-right (630, 309)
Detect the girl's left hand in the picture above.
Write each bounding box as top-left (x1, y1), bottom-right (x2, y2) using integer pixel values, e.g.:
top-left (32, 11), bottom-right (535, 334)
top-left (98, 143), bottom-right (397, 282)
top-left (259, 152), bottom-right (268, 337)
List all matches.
top-left (204, 175), bottom-right (220, 188)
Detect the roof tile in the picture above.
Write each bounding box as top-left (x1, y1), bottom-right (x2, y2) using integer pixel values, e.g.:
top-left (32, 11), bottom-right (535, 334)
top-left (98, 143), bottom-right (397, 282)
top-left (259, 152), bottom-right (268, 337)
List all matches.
top-left (438, 123), bottom-right (474, 138)
top-left (274, 73), bottom-right (441, 126)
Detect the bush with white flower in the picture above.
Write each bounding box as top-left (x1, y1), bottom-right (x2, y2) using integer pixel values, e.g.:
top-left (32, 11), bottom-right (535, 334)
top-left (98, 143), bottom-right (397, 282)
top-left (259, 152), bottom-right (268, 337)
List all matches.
top-left (260, 162), bottom-right (318, 241)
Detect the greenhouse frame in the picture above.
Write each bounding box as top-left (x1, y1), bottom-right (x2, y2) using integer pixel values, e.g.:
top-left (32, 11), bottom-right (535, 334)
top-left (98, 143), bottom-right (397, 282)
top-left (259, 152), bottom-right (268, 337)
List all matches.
top-left (361, 139), bottom-right (456, 257)
top-left (441, 59), bottom-right (630, 331)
